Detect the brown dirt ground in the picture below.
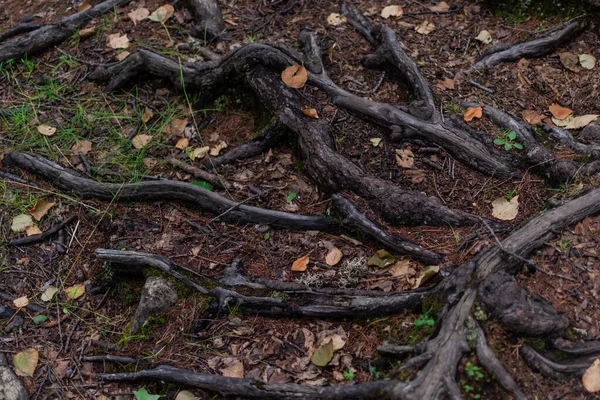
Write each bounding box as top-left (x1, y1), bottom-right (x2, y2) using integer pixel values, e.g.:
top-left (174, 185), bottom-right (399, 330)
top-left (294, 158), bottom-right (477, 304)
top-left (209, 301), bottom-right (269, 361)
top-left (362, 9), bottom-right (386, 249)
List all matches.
top-left (1, 0), bottom-right (599, 399)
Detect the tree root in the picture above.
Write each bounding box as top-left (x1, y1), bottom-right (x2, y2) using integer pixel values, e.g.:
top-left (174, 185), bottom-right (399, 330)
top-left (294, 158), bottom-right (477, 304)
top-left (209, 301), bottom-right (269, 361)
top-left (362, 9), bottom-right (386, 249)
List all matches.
top-left (186, 0), bottom-right (225, 40)
top-left (0, 0), bottom-right (133, 62)
top-left (166, 156), bottom-right (232, 190)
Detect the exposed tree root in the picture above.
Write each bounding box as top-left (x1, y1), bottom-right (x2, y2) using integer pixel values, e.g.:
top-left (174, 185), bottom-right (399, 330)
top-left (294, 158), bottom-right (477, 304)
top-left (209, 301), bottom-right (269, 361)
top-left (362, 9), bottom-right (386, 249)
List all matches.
top-left (186, 0), bottom-right (225, 40)
top-left (540, 123), bottom-right (600, 158)
top-left (0, 0), bottom-right (133, 62)
top-left (166, 156), bottom-right (232, 190)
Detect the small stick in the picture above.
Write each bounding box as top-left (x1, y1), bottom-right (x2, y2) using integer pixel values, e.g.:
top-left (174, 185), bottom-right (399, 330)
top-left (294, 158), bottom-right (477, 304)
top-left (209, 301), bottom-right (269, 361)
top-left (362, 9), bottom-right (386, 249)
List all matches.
top-left (11, 216), bottom-right (77, 246)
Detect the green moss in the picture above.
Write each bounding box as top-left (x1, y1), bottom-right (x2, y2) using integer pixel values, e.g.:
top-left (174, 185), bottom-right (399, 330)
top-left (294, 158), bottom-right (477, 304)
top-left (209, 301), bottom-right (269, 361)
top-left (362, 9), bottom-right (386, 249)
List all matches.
top-left (486, 0), bottom-right (586, 24)
top-left (527, 337), bottom-right (548, 351)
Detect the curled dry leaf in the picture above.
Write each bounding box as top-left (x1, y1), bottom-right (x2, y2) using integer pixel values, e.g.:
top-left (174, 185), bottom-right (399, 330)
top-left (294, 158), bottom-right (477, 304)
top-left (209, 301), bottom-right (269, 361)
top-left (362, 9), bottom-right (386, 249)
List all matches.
top-left (475, 30), bottom-right (492, 44)
top-left (189, 146), bottom-right (210, 160)
top-left (107, 33), bottom-right (130, 49)
top-left (13, 296), bottom-right (29, 308)
top-left (131, 134), bottom-right (153, 149)
top-left (210, 141), bottom-right (228, 156)
top-left (128, 7), bottom-right (149, 25)
top-left (37, 124), bottom-right (56, 136)
top-left (30, 199), bottom-right (55, 221)
top-left (522, 110), bottom-right (543, 125)
top-left (583, 358), bottom-right (600, 392)
top-left (13, 348), bottom-right (38, 377)
top-left (491, 195), bottom-right (519, 221)
top-left (291, 254), bottom-right (310, 271)
top-left (325, 247), bottom-right (343, 266)
top-left (395, 149), bottom-right (415, 168)
top-left (559, 52), bottom-right (579, 72)
top-left (302, 108), bottom-right (319, 119)
top-left (381, 5), bottom-right (403, 19)
top-left (175, 138), bottom-right (189, 149)
top-left (281, 64), bottom-right (308, 89)
top-left (565, 114), bottom-right (599, 130)
top-left (549, 103), bottom-right (573, 120)
top-left (430, 1), bottom-right (450, 11)
top-left (416, 20), bottom-right (435, 35)
top-left (327, 13), bottom-right (346, 26)
top-left (579, 54), bottom-right (596, 70)
top-left (149, 4), bottom-right (175, 23)
top-left (464, 106), bottom-right (483, 122)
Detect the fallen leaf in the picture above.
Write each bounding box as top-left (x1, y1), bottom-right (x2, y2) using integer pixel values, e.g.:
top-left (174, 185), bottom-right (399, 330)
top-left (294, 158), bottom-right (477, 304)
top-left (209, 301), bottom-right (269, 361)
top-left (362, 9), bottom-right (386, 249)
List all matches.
top-left (13, 349), bottom-right (38, 377)
top-left (41, 286), bottom-right (59, 302)
top-left (517, 58), bottom-right (530, 70)
top-left (26, 225), bottom-right (42, 236)
top-left (464, 106), bottom-right (483, 122)
top-left (522, 110), bottom-right (543, 125)
top-left (115, 51), bottom-right (130, 61)
top-left (149, 4), bottom-right (175, 23)
top-left (370, 138), bottom-right (382, 147)
top-left (281, 64), bottom-right (308, 89)
top-left (141, 107), bottom-right (154, 123)
top-left (175, 138), bottom-right (189, 149)
top-left (210, 141), bottom-right (228, 156)
top-left (291, 254), bottom-right (310, 272)
top-left (37, 124), bottom-right (56, 136)
top-left (416, 20), bottom-right (435, 35)
top-left (302, 108), bottom-right (319, 119)
top-left (325, 248), bottom-right (343, 266)
top-left (53, 359), bottom-right (69, 379)
top-left (565, 114), bottom-right (599, 130)
top-left (475, 30), bottom-right (492, 44)
top-left (311, 339), bottom-right (334, 366)
top-left (368, 249), bottom-right (395, 268)
top-left (381, 5), bottom-right (403, 18)
top-left (579, 54), bottom-right (596, 70)
top-left (11, 214), bottom-right (34, 232)
top-left (491, 195), bottom-right (519, 221)
top-left (190, 146), bottom-right (210, 160)
top-left (552, 116), bottom-right (572, 127)
top-left (175, 391), bottom-right (200, 400)
top-left (430, 1), bottom-right (450, 11)
top-left (128, 7), bottom-right (149, 25)
top-left (107, 33), bottom-right (129, 49)
top-left (78, 27), bottom-right (96, 38)
top-left (221, 361), bottom-right (244, 378)
top-left (13, 296), bottom-right (29, 308)
top-left (77, 1), bottom-right (91, 12)
top-left (64, 284), bottom-right (85, 300)
top-left (413, 265), bottom-right (440, 288)
top-left (436, 77), bottom-right (455, 90)
top-left (549, 103), bottom-right (573, 120)
top-left (32, 315), bottom-right (48, 325)
top-left (404, 169), bottom-right (426, 183)
top-left (131, 134), bottom-right (153, 149)
top-left (320, 334), bottom-right (346, 351)
top-left (559, 52), bottom-right (579, 72)
top-left (30, 199), bottom-right (55, 221)
top-left (390, 259), bottom-right (412, 277)
top-left (132, 388), bottom-right (160, 400)
top-left (165, 118), bottom-right (188, 135)
top-left (71, 140), bottom-right (92, 155)
top-left (327, 13), bottom-right (347, 26)
top-left (583, 358), bottom-right (600, 392)
top-left (395, 149), bottom-right (415, 168)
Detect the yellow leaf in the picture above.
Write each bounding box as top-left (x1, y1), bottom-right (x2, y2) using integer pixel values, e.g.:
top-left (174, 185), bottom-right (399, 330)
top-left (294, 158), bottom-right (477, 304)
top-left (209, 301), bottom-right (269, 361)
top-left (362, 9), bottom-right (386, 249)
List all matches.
top-left (165, 118), bottom-right (188, 135)
top-left (302, 108), bottom-right (319, 119)
top-left (281, 64), bottom-right (308, 89)
top-left (579, 54), bottom-right (596, 70)
top-left (491, 195), bottom-right (519, 221)
top-left (549, 103), bottom-right (572, 120)
top-left (413, 265), bottom-right (440, 288)
top-left (325, 248), bottom-right (343, 266)
top-left (311, 339), bottom-right (334, 366)
top-left (37, 124), bottom-right (56, 136)
top-left (291, 254), bottom-right (310, 271)
top-left (64, 284), bottom-right (86, 300)
top-left (463, 106), bottom-right (482, 122)
top-left (175, 138), bottom-right (189, 149)
top-left (131, 134), bottom-right (153, 149)
top-left (475, 30), bottom-right (492, 44)
top-left (13, 348), bottom-right (38, 377)
top-left (30, 199), bottom-right (56, 221)
top-left (189, 146), bottom-right (210, 160)
top-left (13, 296), bottom-right (29, 308)
top-left (368, 249), bottom-right (395, 268)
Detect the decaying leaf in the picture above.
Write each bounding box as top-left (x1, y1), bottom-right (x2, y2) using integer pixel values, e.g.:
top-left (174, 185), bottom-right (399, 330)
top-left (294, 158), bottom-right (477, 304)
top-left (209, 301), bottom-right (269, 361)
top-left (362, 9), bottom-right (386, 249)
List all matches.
top-left (370, 138), bottom-right (382, 147)
top-left (436, 77), bottom-right (455, 90)
top-left (522, 110), bottom-right (543, 125)
top-left (390, 259), bottom-right (412, 277)
top-left (131, 134), bottom-right (153, 149)
top-left (281, 64), bottom-right (308, 89)
top-left (291, 254), bottom-right (310, 271)
top-left (77, 1), bottom-right (91, 12)
top-left (107, 33), bottom-right (129, 49)
top-left (165, 118), bottom-right (188, 135)
top-left (413, 265), bottom-right (440, 288)
top-left (583, 358), bottom-right (600, 392)
top-left (141, 107), bottom-right (154, 123)
top-left (416, 20), bottom-right (435, 35)
top-left (64, 284), bottom-right (85, 300)
top-left (128, 7), bottom-right (149, 25)
top-left (381, 5), bottom-right (403, 19)
top-left (464, 106), bottom-right (483, 122)
top-left (327, 13), bottom-right (346, 26)
top-left (13, 296), bottom-right (29, 308)
top-left (189, 146), bottom-right (210, 160)
top-left (26, 225), bottom-right (42, 236)
top-left (30, 199), bottom-right (55, 221)
top-left (302, 108), bottom-right (319, 119)
top-left (395, 149), bottom-right (415, 168)
top-left (559, 52), bottom-right (579, 72)
top-left (175, 138), bottom-right (189, 149)
top-left (368, 249), bottom-right (395, 268)
top-left (491, 195), bottom-right (519, 221)
top-left (210, 141), bottom-right (228, 156)
top-left (579, 54), bottom-right (596, 70)
top-left (475, 30), bottom-right (492, 44)
top-left (404, 169), bottom-right (426, 183)
top-left (221, 361), bottom-right (244, 378)
top-left (311, 339), bottom-right (334, 366)
top-left (13, 348), bottom-right (38, 377)
top-left (37, 124), bottom-right (56, 136)
top-left (565, 114), bottom-right (599, 130)
top-left (320, 333), bottom-right (346, 351)
top-left (115, 51), bottom-right (130, 61)
top-left (549, 103), bottom-right (573, 120)
top-left (430, 1), bottom-right (450, 11)
top-left (11, 214), bottom-right (34, 232)
top-left (552, 116), bottom-right (572, 127)
top-left (41, 286), bottom-right (59, 302)
top-left (325, 248), bottom-right (343, 266)
top-left (71, 140), bottom-right (92, 155)
top-left (149, 4), bottom-right (175, 23)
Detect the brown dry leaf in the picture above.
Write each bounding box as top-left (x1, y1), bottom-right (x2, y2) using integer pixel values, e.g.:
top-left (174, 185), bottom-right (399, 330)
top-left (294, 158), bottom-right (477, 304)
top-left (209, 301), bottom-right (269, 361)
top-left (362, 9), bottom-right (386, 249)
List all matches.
top-left (522, 110), bottom-right (543, 125)
top-left (26, 225), bottom-right (42, 236)
top-left (210, 141), bottom-right (228, 156)
top-left (13, 349), bottom-right (38, 377)
top-left (416, 20), bottom-right (435, 35)
top-left (549, 103), bottom-right (573, 120)
top-left (107, 33), bottom-right (129, 49)
top-left (491, 195), bottom-right (519, 221)
top-left (327, 13), bottom-right (347, 26)
top-left (390, 259), bottom-right (412, 277)
top-left (128, 7), bottom-right (149, 25)
top-left (190, 146), bottom-right (210, 161)
top-left (281, 64), bottom-right (308, 89)
top-left (302, 108), bottom-right (319, 119)
top-left (517, 58), bottom-right (530, 70)
top-left (77, 1), bottom-right (91, 12)
top-left (115, 51), bottom-right (130, 61)
top-left (166, 118), bottom-right (188, 135)
top-left (559, 52), bottom-right (579, 72)
top-left (291, 254), bottom-right (310, 272)
top-left (175, 138), bottom-right (189, 149)
top-left (436, 77), bottom-right (455, 90)
top-left (565, 114), bottom-right (599, 130)
top-left (413, 265), bottom-right (440, 288)
top-left (30, 199), bottom-right (56, 221)
top-left (430, 1), bottom-right (450, 11)
top-left (583, 358), bottom-right (600, 392)
top-left (53, 359), bottom-right (70, 379)
top-left (13, 296), bottom-right (29, 308)
top-left (320, 334), bottom-right (346, 351)
top-left (37, 124), bottom-right (56, 136)
top-left (395, 149), bottom-right (415, 168)
top-left (149, 4), bottom-right (175, 23)
top-left (404, 169), bottom-right (425, 183)
top-left (79, 27), bottom-right (96, 38)
top-left (325, 248), bottom-right (343, 266)
top-left (140, 108), bottom-right (153, 124)
top-left (381, 5), bottom-right (403, 18)
top-left (221, 361), bottom-right (244, 378)
top-left (464, 106), bottom-right (483, 122)
top-left (131, 134), bottom-right (153, 149)
top-left (72, 140), bottom-right (92, 155)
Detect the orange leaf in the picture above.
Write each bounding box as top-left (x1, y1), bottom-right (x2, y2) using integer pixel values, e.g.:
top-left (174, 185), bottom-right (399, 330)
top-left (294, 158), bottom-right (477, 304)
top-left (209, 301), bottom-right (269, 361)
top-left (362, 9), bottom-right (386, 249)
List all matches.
top-left (549, 103), bottom-right (573, 120)
top-left (463, 106), bottom-right (482, 122)
top-left (302, 108), bottom-right (319, 118)
top-left (281, 64), bottom-right (308, 89)
top-left (521, 110), bottom-right (543, 125)
top-left (291, 254), bottom-right (310, 271)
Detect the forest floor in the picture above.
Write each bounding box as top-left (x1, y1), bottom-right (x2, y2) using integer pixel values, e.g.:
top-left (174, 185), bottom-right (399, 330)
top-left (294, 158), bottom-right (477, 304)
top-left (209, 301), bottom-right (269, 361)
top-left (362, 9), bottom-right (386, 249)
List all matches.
top-left (1, 0), bottom-right (599, 399)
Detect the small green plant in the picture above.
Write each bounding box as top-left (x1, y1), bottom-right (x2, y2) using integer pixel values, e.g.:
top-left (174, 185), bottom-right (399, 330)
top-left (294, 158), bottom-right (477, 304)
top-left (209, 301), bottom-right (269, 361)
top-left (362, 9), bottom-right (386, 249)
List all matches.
top-left (413, 313), bottom-right (435, 328)
top-left (558, 238), bottom-right (570, 249)
top-left (343, 369), bottom-right (356, 380)
top-left (368, 365), bottom-right (381, 379)
top-left (286, 191), bottom-right (297, 203)
top-left (465, 362), bottom-right (485, 381)
top-left (493, 130), bottom-right (523, 151)
top-left (504, 187), bottom-right (518, 201)
top-left (443, 101), bottom-right (463, 115)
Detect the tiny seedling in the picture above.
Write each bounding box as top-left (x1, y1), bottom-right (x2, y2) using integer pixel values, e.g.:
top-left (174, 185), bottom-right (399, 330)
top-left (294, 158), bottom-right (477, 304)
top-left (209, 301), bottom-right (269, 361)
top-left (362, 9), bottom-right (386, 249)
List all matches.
top-left (413, 313), bottom-right (435, 328)
top-left (343, 369), bottom-right (356, 380)
top-left (493, 130), bottom-right (523, 151)
top-left (465, 362), bottom-right (485, 381)
top-left (286, 191), bottom-right (297, 203)
top-left (368, 365), bottom-right (381, 379)
top-left (558, 238), bottom-right (570, 249)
